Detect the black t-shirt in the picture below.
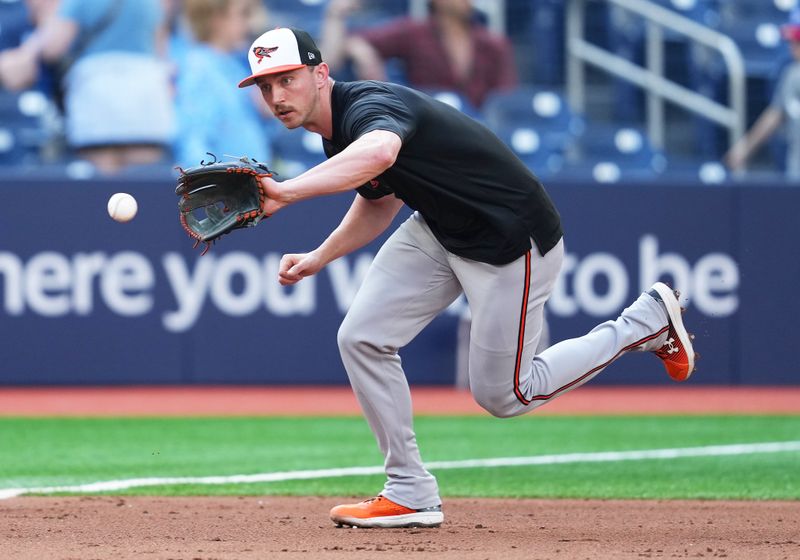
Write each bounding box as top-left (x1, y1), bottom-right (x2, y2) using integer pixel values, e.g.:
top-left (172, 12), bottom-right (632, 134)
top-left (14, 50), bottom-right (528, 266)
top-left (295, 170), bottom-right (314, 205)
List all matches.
top-left (323, 80), bottom-right (563, 265)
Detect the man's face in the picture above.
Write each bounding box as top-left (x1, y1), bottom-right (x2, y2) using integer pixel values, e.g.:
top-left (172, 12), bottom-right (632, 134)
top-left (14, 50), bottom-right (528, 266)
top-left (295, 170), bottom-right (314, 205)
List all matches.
top-left (256, 67), bottom-right (320, 129)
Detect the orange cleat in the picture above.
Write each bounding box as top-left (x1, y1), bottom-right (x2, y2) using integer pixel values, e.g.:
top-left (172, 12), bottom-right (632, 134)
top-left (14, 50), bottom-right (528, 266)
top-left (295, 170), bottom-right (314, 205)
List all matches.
top-left (329, 495), bottom-right (443, 528)
top-left (648, 282), bottom-right (697, 382)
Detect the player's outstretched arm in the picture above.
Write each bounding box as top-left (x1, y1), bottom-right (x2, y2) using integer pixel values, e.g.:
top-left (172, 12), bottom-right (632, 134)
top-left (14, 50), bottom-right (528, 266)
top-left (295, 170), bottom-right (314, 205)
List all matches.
top-left (261, 129), bottom-right (401, 215)
top-left (277, 194), bottom-right (404, 286)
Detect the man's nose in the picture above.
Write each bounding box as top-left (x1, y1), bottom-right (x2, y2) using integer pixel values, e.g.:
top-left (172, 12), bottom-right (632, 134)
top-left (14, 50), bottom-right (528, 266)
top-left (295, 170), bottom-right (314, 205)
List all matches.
top-left (271, 85), bottom-right (285, 104)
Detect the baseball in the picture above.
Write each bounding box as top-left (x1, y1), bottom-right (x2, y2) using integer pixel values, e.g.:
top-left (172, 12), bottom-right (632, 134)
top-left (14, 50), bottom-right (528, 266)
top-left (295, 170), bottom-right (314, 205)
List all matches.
top-left (107, 192), bottom-right (138, 223)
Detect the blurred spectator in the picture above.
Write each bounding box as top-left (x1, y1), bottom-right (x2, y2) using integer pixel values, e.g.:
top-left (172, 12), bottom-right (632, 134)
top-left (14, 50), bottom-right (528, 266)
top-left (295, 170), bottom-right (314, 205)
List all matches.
top-left (0, 0), bottom-right (175, 175)
top-left (173, 0), bottom-right (273, 167)
top-left (725, 9), bottom-right (800, 180)
top-left (321, 0), bottom-right (518, 108)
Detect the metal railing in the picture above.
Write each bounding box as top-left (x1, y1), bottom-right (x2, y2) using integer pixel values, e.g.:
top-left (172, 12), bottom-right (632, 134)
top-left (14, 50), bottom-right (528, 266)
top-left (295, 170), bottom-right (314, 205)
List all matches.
top-left (566, 0), bottom-right (746, 150)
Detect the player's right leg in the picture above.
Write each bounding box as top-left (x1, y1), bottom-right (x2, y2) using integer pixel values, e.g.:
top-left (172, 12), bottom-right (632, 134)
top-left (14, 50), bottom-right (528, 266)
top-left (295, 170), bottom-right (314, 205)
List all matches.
top-left (333, 212), bottom-right (461, 528)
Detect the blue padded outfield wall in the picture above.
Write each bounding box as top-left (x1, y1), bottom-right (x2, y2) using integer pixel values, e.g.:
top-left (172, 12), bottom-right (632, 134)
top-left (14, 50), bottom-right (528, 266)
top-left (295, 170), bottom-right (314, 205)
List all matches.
top-left (0, 175), bottom-right (797, 386)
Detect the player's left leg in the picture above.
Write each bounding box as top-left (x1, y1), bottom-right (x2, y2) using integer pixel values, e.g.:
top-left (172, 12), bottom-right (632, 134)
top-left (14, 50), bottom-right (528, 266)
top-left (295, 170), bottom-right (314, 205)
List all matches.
top-left (333, 213), bottom-right (461, 527)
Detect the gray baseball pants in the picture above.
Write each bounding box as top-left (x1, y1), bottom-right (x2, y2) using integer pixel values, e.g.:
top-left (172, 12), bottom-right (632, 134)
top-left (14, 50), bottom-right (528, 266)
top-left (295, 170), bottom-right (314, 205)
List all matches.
top-left (337, 212), bottom-right (669, 509)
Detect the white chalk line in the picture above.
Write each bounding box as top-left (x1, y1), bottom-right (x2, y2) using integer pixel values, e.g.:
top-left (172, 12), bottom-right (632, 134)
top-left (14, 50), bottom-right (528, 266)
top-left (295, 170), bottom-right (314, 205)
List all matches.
top-left (1, 441), bottom-right (798, 500)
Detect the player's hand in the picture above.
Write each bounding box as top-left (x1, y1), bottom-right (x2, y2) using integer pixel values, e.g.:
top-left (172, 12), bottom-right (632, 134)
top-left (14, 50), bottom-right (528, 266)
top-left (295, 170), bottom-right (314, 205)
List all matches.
top-left (260, 175), bottom-right (289, 216)
top-left (278, 251), bottom-right (323, 286)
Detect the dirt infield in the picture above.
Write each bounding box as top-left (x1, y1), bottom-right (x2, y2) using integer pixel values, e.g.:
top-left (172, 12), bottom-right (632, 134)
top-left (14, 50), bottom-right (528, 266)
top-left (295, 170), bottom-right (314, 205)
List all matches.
top-left (2, 496), bottom-right (798, 560)
top-left (1, 385), bottom-right (799, 416)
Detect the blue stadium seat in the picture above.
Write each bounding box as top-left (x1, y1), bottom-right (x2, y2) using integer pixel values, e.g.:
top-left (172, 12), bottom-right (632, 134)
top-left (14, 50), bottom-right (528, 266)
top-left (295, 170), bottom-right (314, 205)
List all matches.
top-left (483, 87), bottom-right (584, 152)
top-left (271, 126), bottom-right (327, 178)
top-left (421, 89), bottom-right (483, 121)
top-left (665, 157), bottom-right (731, 184)
top-left (578, 124), bottom-right (661, 163)
top-left (494, 125), bottom-right (564, 179)
top-left (657, 0), bottom-right (720, 25)
top-left (558, 124), bottom-right (667, 183)
top-left (717, 0), bottom-right (794, 25)
top-left (709, 20), bottom-right (787, 80)
top-left (689, 0), bottom-right (793, 81)
top-left (0, 127), bottom-right (25, 164)
top-left (0, 89), bottom-right (51, 166)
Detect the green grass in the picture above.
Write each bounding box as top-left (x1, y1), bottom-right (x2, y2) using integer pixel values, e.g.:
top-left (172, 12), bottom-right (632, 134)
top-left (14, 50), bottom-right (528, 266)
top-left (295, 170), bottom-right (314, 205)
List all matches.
top-left (0, 416), bottom-right (798, 500)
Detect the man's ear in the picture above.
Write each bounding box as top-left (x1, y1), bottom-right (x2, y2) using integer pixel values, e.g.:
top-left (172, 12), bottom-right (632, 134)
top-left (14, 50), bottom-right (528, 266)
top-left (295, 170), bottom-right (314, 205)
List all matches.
top-left (314, 63), bottom-right (330, 87)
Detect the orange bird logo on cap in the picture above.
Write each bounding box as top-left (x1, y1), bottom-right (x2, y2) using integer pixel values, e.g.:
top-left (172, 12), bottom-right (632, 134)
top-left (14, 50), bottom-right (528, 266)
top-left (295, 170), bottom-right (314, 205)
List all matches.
top-left (253, 46), bottom-right (279, 64)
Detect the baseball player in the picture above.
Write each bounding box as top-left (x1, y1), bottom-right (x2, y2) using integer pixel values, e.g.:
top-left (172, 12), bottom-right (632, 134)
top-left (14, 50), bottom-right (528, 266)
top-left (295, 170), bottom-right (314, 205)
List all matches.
top-left (239, 27), bottom-right (696, 528)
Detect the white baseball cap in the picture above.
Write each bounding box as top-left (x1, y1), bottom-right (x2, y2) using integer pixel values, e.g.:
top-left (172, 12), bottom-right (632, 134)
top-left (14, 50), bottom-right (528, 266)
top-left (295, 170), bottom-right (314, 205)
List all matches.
top-left (238, 27), bottom-right (322, 88)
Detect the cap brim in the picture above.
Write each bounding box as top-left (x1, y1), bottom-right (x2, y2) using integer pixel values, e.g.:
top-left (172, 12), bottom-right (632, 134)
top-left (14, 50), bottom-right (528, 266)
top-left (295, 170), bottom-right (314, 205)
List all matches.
top-left (238, 63), bottom-right (307, 88)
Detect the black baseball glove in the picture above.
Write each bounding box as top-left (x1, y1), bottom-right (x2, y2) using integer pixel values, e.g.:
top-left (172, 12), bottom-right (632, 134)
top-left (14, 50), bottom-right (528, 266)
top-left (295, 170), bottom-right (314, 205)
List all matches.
top-left (176, 155), bottom-right (273, 254)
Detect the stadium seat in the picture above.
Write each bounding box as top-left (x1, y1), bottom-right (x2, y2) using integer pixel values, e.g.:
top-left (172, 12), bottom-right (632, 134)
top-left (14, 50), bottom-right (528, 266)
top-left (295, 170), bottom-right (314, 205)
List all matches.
top-left (707, 20), bottom-right (787, 80)
top-left (717, 0), bottom-right (795, 25)
top-left (421, 89), bottom-right (483, 121)
top-left (665, 157), bottom-right (731, 184)
top-left (483, 87), bottom-right (584, 152)
top-left (558, 124), bottom-right (667, 183)
top-left (685, 0), bottom-right (793, 82)
top-left (0, 89), bottom-right (52, 165)
top-left (0, 127), bottom-right (24, 164)
top-left (577, 124), bottom-right (661, 164)
top-left (494, 125), bottom-right (565, 179)
top-left (657, 0), bottom-right (720, 25)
